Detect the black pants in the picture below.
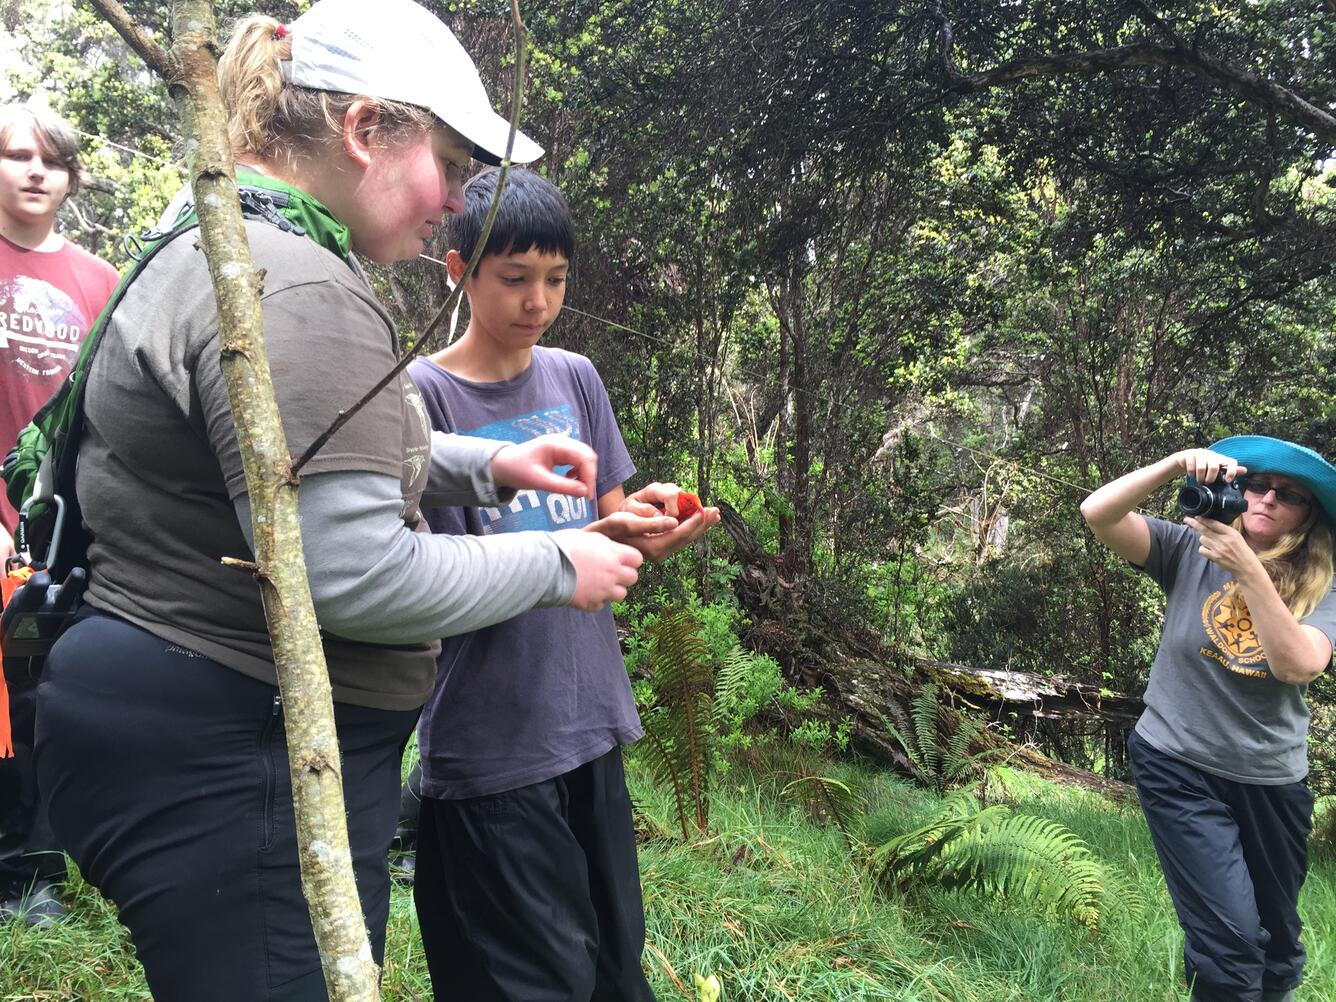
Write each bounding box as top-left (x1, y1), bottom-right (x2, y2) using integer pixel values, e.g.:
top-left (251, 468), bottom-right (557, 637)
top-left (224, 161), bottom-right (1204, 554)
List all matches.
top-left (1129, 730), bottom-right (1312, 1002)
top-left (0, 680), bottom-right (65, 897)
top-left (33, 611), bottom-right (417, 1001)
top-left (414, 746), bottom-right (657, 1002)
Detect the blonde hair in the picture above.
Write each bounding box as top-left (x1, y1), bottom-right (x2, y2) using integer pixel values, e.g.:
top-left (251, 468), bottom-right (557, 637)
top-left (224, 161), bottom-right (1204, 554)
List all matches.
top-left (218, 15), bottom-right (435, 162)
top-left (1235, 493), bottom-right (1335, 621)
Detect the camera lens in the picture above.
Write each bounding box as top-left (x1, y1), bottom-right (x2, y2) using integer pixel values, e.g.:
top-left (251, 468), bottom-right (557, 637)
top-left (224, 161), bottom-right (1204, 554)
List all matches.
top-left (1177, 484), bottom-right (1213, 517)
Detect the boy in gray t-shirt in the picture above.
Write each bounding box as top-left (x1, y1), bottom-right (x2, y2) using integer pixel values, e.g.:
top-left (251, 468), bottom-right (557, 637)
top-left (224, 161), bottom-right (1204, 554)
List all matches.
top-left (408, 169), bottom-right (719, 1001)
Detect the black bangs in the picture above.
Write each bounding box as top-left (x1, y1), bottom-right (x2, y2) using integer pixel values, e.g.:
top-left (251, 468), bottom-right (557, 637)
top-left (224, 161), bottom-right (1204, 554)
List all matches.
top-left (450, 167), bottom-right (575, 265)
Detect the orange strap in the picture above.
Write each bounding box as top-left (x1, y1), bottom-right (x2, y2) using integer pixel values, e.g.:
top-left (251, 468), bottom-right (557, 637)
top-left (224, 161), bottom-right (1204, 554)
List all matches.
top-left (0, 566), bottom-right (34, 759)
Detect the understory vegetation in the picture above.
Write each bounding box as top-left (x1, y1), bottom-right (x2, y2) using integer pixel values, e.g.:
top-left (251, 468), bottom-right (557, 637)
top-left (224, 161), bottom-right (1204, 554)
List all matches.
top-left (5, 756), bottom-right (1335, 1001)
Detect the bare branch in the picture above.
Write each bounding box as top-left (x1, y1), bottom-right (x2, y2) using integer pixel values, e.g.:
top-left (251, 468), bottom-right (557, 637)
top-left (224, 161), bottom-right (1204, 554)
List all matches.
top-left (83, 0), bottom-right (172, 78)
top-left (291, 0), bottom-right (529, 476)
top-left (63, 198), bottom-right (115, 235)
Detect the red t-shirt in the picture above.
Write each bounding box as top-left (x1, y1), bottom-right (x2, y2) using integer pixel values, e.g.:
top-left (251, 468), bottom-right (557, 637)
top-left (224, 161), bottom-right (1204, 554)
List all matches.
top-left (0, 233), bottom-right (120, 529)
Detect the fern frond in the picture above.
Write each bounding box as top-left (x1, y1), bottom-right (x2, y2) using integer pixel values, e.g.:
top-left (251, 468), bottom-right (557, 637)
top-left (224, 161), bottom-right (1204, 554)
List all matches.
top-left (942, 714), bottom-right (994, 785)
top-left (910, 684), bottom-right (941, 779)
top-left (638, 709), bottom-right (692, 839)
top-left (713, 645), bottom-right (754, 728)
top-left (871, 796), bottom-right (1007, 891)
top-left (873, 797), bottom-right (1121, 934)
top-left (642, 610), bottom-right (716, 834)
top-left (780, 775), bottom-right (864, 837)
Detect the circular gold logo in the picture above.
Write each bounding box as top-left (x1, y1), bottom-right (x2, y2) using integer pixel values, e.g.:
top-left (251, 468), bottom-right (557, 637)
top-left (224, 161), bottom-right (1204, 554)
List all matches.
top-left (1201, 586), bottom-right (1265, 664)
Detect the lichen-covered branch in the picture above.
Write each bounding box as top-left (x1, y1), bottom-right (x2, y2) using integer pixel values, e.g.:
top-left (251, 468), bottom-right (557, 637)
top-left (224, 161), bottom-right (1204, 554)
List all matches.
top-left (89, 1), bottom-right (380, 997)
top-left (83, 0), bottom-right (171, 77)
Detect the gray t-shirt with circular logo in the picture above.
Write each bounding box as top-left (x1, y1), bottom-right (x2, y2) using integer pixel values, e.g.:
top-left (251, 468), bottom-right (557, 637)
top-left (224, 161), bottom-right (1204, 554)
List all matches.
top-left (1134, 516), bottom-right (1336, 784)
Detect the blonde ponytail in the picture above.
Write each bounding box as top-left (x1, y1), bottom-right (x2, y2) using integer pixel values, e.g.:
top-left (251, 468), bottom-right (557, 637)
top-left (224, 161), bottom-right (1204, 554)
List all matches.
top-left (218, 15), bottom-right (291, 156)
top-left (218, 15), bottom-right (434, 161)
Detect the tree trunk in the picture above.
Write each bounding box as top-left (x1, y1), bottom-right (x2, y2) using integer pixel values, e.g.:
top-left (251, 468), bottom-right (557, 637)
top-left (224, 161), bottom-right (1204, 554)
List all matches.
top-left (87, 2), bottom-right (381, 997)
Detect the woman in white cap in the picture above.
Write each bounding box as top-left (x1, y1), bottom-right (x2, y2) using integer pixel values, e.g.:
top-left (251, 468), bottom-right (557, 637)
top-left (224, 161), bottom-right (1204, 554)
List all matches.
top-left (33, 2), bottom-right (640, 998)
top-left (1082, 437), bottom-right (1336, 1002)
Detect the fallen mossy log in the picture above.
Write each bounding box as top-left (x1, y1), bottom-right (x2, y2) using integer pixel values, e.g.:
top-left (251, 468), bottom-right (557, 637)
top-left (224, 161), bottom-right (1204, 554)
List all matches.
top-left (927, 659), bottom-right (1144, 726)
top-left (715, 501), bottom-right (1136, 802)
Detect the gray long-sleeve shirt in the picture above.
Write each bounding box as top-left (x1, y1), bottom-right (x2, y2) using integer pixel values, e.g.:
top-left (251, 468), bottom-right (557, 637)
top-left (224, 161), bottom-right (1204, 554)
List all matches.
top-left (79, 220), bottom-right (572, 709)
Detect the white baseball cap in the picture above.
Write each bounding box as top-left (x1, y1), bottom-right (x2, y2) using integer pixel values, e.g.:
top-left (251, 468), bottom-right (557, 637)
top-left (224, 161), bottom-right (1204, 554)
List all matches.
top-left (284, 0), bottom-right (543, 165)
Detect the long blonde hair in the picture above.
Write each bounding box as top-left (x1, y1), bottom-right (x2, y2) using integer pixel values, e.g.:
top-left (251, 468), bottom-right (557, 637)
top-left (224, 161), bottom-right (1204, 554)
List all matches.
top-left (1236, 495), bottom-right (1335, 621)
top-left (217, 15), bottom-right (434, 162)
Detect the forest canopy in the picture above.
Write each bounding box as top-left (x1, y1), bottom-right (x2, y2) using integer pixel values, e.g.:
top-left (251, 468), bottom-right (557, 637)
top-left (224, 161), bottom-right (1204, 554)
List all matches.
top-left (6, 0), bottom-right (1336, 782)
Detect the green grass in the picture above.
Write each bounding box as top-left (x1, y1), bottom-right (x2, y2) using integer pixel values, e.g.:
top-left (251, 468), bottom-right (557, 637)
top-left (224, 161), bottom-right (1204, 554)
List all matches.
top-left (4, 757), bottom-right (1334, 1001)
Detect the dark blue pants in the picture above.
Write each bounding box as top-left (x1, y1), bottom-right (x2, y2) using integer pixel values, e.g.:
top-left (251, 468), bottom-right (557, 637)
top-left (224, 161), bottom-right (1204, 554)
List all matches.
top-left (33, 611), bottom-right (417, 1001)
top-left (414, 747), bottom-right (657, 1002)
top-left (1129, 729), bottom-right (1312, 1002)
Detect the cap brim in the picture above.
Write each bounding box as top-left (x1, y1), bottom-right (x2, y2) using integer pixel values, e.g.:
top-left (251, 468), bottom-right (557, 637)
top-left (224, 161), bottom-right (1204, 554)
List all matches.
top-left (1210, 435), bottom-right (1336, 525)
top-left (434, 104), bottom-right (543, 165)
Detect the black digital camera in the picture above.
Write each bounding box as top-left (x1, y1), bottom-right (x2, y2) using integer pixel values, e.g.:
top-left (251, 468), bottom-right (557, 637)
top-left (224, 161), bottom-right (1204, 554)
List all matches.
top-left (1177, 467), bottom-right (1248, 523)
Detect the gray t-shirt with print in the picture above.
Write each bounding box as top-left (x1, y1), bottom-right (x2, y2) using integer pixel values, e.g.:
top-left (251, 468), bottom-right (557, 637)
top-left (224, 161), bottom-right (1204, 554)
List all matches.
top-left (410, 348), bottom-right (642, 799)
top-left (1134, 516), bottom-right (1336, 784)
top-left (79, 221), bottom-right (437, 710)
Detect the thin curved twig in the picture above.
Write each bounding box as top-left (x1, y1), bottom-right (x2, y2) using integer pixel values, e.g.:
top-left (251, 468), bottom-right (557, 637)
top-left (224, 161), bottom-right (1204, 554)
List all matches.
top-left (291, 0), bottom-right (529, 476)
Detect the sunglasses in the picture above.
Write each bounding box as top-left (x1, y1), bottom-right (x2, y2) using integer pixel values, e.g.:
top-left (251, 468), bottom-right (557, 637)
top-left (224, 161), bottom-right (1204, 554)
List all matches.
top-left (1242, 479), bottom-right (1312, 508)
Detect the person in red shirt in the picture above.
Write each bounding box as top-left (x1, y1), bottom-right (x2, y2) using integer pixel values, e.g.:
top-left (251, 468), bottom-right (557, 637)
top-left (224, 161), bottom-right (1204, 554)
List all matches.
top-left (0, 102), bottom-right (118, 926)
top-left (0, 104), bottom-right (119, 545)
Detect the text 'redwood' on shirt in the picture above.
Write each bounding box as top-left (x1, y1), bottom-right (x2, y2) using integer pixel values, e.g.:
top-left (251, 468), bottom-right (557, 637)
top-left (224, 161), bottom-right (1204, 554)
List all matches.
top-left (1134, 516), bottom-right (1336, 784)
top-left (409, 348), bottom-right (642, 799)
top-left (78, 221), bottom-right (435, 710)
top-left (0, 233), bottom-right (119, 528)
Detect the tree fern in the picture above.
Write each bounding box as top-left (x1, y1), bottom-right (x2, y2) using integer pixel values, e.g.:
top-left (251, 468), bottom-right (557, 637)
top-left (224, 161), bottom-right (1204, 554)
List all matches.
top-left (871, 792), bottom-right (1139, 934)
top-left (638, 611), bottom-right (716, 837)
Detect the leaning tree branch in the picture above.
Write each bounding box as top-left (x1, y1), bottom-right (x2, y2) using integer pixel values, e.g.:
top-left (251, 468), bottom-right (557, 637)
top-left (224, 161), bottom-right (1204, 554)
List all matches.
top-left (942, 39), bottom-right (1336, 148)
top-left (291, 0), bottom-right (529, 477)
top-left (87, 0), bottom-right (381, 997)
top-left (84, 0), bottom-right (171, 77)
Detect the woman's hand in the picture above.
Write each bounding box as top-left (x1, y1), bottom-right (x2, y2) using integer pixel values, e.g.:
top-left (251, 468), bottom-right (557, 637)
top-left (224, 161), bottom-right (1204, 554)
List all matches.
top-left (1191, 513), bottom-right (1334, 684)
top-left (1171, 449), bottom-right (1247, 484)
top-left (490, 434), bottom-right (598, 499)
top-left (1184, 515), bottom-right (1262, 578)
top-left (587, 482), bottom-right (721, 562)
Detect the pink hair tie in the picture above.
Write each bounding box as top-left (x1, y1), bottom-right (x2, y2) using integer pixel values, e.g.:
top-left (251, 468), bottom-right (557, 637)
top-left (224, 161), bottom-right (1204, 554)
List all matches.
top-left (275, 24), bottom-right (289, 39)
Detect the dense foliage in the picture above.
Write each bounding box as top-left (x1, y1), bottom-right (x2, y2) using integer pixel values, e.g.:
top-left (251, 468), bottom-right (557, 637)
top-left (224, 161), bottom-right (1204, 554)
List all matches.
top-left (6, 0), bottom-right (1336, 780)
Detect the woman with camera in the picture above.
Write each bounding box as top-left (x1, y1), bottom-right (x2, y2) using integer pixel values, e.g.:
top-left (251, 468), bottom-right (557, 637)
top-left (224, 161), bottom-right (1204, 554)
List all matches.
top-left (1081, 437), bottom-right (1336, 1002)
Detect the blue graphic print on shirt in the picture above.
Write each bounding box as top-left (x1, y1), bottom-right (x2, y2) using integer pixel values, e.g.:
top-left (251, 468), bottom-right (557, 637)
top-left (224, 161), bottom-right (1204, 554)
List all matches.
top-left (458, 403), bottom-right (595, 532)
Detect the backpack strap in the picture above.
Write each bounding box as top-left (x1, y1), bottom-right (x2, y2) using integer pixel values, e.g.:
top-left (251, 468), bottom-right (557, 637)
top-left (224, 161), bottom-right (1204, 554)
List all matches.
top-left (3, 179), bottom-right (336, 571)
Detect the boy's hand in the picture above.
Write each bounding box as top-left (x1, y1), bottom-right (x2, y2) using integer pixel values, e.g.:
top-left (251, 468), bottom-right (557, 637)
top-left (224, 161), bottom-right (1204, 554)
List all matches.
top-left (551, 530), bottom-right (643, 611)
top-left (490, 434), bottom-right (598, 499)
top-left (588, 482), bottom-right (721, 562)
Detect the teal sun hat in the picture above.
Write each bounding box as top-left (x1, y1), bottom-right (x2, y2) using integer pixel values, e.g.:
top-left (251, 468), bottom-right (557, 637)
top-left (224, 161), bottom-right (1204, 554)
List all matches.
top-left (1209, 435), bottom-right (1336, 525)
